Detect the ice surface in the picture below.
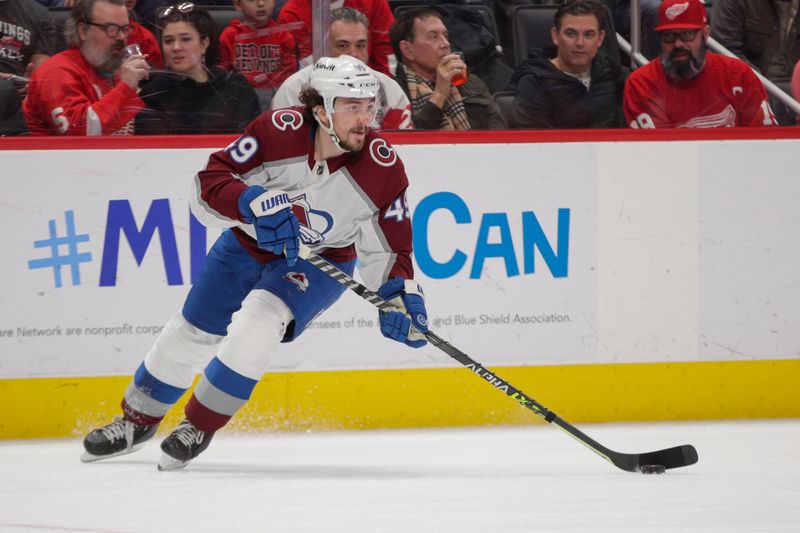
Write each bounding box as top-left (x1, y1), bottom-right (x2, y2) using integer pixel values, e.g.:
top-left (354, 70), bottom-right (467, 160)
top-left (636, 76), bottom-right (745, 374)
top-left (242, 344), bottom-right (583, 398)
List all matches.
top-left (0, 420), bottom-right (798, 532)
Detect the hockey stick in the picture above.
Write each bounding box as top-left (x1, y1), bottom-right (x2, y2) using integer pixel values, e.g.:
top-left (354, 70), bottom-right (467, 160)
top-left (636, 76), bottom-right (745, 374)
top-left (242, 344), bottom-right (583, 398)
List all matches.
top-left (300, 247), bottom-right (699, 473)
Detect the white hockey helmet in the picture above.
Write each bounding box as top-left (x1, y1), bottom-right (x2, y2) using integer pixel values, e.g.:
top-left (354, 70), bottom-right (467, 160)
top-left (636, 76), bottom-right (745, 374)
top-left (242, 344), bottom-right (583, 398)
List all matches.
top-left (308, 55), bottom-right (379, 151)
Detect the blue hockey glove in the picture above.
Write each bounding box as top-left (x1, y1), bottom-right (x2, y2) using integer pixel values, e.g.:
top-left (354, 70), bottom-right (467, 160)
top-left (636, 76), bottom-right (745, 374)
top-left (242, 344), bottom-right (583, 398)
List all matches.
top-left (238, 185), bottom-right (300, 266)
top-left (376, 278), bottom-right (428, 348)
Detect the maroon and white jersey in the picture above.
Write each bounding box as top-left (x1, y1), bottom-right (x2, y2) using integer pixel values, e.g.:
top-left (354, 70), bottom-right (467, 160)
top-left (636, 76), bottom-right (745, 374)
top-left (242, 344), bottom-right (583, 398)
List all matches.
top-left (191, 108), bottom-right (414, 288)
top-left (23, 48), bottom-right (144, 136)
top-left (271, 64), bottom-right (413, 129)
top-left (624, 52), bottom-right (777, 128)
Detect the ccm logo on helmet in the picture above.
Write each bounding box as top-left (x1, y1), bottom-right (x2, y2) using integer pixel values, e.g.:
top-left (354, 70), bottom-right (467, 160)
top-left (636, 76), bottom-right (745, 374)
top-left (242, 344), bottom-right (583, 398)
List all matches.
top-left (369, 139), bottom-right (397, 167)
top-left (272, 110), bottom-right (303, 131)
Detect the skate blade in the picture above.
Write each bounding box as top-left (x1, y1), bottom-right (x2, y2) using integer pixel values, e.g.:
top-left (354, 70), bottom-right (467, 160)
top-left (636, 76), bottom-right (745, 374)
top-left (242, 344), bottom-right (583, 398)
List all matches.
top-left (80, 443), bottom-right (145, 463)
top-left (157, 453), bottom-right (190, 471)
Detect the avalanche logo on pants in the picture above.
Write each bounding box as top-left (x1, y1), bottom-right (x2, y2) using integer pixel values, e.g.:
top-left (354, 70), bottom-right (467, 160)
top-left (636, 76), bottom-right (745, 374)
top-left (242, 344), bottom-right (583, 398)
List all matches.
top-left (284, 272), bottom-right (309, 292)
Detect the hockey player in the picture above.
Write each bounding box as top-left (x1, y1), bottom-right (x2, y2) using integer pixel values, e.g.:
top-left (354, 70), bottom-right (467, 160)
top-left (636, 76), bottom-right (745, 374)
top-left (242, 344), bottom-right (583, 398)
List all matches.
top-left (623, 0), bottom-right (778, 128)
top-left (81, 55), bottom-right (429, 470)
top-left (271, 7), bottom-right (412, 130)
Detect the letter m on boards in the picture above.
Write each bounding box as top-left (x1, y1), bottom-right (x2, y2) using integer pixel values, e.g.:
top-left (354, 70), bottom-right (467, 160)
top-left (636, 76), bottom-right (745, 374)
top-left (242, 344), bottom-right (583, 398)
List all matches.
top-left (99, 199), bottom-right (182, 286)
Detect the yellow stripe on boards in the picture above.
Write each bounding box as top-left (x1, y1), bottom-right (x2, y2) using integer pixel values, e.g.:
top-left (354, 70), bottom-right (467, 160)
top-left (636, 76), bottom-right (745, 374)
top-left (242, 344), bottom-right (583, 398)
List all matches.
top-left (1, 359), bottom-right (798, 439)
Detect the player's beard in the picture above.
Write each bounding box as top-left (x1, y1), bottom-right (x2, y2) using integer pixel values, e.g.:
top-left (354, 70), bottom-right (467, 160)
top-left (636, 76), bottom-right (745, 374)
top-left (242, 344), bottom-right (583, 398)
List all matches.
top-left (82, 40), bottom-right (125, 73)
top-left (338, 128), bottom-right (368, 152)
top-left (662, 41), bottom-right (706, 80)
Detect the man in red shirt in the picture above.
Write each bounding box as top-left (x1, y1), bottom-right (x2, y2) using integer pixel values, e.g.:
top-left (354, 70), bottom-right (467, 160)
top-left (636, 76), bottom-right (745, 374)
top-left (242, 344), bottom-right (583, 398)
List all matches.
top-left (23, 0), bottom-right (150, 135)
top-left (277, 0), bottom-right (394, 77)
top-left (623, 0), bottom-right (777, 128)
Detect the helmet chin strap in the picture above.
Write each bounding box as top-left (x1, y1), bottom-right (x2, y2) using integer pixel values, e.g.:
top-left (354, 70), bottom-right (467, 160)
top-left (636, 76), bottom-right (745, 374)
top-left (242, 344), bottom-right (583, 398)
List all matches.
top-left (313, 109), bottom-right (350, 153)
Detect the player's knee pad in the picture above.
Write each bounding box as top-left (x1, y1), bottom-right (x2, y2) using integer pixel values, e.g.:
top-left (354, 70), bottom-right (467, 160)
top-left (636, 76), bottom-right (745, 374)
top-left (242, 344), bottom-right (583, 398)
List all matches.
top-left (216, 289), bottom-right (293, 379)
top-left (143, 313), bottom-right (224, 388)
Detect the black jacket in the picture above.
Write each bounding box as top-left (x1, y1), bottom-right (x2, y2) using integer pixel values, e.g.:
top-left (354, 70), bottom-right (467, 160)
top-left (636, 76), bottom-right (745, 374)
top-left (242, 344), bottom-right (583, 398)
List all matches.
top-left (136, 67), bottom-right (260, 135)
top-left (508, 49), bottom-right (627, 129)
top-left (711, 0), bottom-right (800, 80)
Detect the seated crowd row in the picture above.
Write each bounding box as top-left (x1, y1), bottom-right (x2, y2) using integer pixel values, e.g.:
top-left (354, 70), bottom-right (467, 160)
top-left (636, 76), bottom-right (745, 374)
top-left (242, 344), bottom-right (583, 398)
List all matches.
top-left (1, 0), bottom-right (798, 135)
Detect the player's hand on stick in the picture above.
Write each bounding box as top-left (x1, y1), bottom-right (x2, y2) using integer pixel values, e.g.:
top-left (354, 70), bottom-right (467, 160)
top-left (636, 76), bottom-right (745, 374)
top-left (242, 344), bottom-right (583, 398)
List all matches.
top-left (376, 278), bottom-right (428, 348)
top-left (238, 186), bottom-right (300, 266)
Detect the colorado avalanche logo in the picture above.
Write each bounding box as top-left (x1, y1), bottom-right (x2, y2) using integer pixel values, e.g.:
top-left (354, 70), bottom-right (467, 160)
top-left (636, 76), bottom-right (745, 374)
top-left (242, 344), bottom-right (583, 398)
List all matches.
top-left (369, 138), bottom-right (397, 167)
top-left (290, 193), bottom-right (334, 245)
top-left (272, 109), bottom-right (303, 131)
top-left (284, 272), bottom-right (309, 292)
top-left (665, 2), bottom-right (689, 20)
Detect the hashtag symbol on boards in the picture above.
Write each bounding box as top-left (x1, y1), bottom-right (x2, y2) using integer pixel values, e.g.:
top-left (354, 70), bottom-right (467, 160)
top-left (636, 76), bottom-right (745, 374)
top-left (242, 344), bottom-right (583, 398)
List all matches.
top-left (27, 210), bottom-right (92, 288)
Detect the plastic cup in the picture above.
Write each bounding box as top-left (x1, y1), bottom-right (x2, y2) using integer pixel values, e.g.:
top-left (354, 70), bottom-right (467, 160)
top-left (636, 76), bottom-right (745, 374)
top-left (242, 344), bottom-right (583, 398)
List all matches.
top-left (124, 43), bottom-right (143, 57)
top-left (451, 50), bottom-right (468, 87)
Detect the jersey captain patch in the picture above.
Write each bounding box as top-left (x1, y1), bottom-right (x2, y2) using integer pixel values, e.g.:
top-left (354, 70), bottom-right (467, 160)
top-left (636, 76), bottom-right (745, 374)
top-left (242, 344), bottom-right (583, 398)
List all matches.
top-left (272, 109), bottom-right (303, 131)
top-left (369, 138), bottom-right (397, 167)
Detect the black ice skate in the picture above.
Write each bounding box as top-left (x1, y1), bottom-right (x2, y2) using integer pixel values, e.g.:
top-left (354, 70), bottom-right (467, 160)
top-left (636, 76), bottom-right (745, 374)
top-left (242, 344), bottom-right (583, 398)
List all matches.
top-left (158, 419), bottom-right (214, 471)
top-left (81, 416), bottom-right (158, 462)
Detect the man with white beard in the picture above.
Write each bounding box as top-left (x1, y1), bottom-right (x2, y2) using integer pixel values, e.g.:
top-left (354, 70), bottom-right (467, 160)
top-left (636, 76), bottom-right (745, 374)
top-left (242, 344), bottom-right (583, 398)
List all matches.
top-left (23, 0), bottom-right (150, 135)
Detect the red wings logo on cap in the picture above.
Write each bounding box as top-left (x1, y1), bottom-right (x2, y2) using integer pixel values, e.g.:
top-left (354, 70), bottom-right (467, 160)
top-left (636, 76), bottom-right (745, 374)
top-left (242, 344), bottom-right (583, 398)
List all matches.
top-left (665, 2), bottom-right (690, 20)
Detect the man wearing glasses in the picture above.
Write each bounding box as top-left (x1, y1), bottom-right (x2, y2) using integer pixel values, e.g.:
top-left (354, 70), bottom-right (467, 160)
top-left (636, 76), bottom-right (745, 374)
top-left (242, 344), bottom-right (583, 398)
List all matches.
top-left (23, 0), bottom-right (150, 135)
top-left (623, 0), bottom-right (778, 128)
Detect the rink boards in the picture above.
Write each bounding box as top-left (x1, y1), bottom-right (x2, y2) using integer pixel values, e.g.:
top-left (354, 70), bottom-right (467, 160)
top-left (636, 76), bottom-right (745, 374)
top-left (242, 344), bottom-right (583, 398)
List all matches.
top-left (1, 129), bottom-right (799, 438)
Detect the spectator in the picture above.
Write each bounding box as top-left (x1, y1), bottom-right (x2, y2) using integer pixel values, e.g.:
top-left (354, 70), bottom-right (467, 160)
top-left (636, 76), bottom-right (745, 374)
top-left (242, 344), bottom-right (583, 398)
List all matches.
top-left (277, 0), bottom-right (394, 77)
top-left (624, 0), bottom-right (778, 128)
top-left (390, 7), bottom-right (506, 130)
top-left (219, 0), bottom-right (297, 111)
top-left (125, 0), bottom-right (163, 68)
top-left (0, 0), bottom-right (58, 81)
top-left (711, 0), bottom-right (800, 81)
top-left (0, 0), bottom-right (48, 136)
top-left (1, 76), bottom-right (27, 134)
top-left (509, 0), bottom-right (627, 129)
top-left (135, 4), bottom-right (259, 134)
top-left (271, 7), bottom-right (411, 129)
top-left (23, 0), bottom-right (149, 135)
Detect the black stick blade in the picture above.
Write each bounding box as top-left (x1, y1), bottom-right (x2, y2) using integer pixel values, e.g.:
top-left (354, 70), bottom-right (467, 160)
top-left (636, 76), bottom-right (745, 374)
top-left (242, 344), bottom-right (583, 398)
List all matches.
top-left (613, 444), bottom-right (698, 472)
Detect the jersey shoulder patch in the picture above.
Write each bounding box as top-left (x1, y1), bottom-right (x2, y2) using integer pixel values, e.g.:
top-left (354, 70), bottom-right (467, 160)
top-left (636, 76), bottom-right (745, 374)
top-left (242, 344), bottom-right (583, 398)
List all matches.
top-left (270, 108), bottom-right (305, 131)
top-left (367, 134), bottom-right (398, 168)
top-left (347, 132), bottom-right (408, 207)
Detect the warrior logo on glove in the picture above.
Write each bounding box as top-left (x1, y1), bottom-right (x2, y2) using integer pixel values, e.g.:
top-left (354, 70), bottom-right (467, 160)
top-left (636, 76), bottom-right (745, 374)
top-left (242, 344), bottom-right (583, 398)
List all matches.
top-left (238, 186), bottom-right (301, 266)
top-left (238, 186), bottom-right (341, 264)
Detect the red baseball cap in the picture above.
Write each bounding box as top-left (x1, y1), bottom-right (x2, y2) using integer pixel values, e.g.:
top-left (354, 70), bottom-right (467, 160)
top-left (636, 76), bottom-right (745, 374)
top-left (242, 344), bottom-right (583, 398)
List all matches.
top-left (654, 0), bottom-right (708, 31)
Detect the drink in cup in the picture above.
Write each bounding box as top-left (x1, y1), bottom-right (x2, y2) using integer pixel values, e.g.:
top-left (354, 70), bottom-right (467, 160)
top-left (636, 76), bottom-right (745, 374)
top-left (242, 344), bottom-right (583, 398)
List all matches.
top-left (451, 50), bottom-right (468, 87)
